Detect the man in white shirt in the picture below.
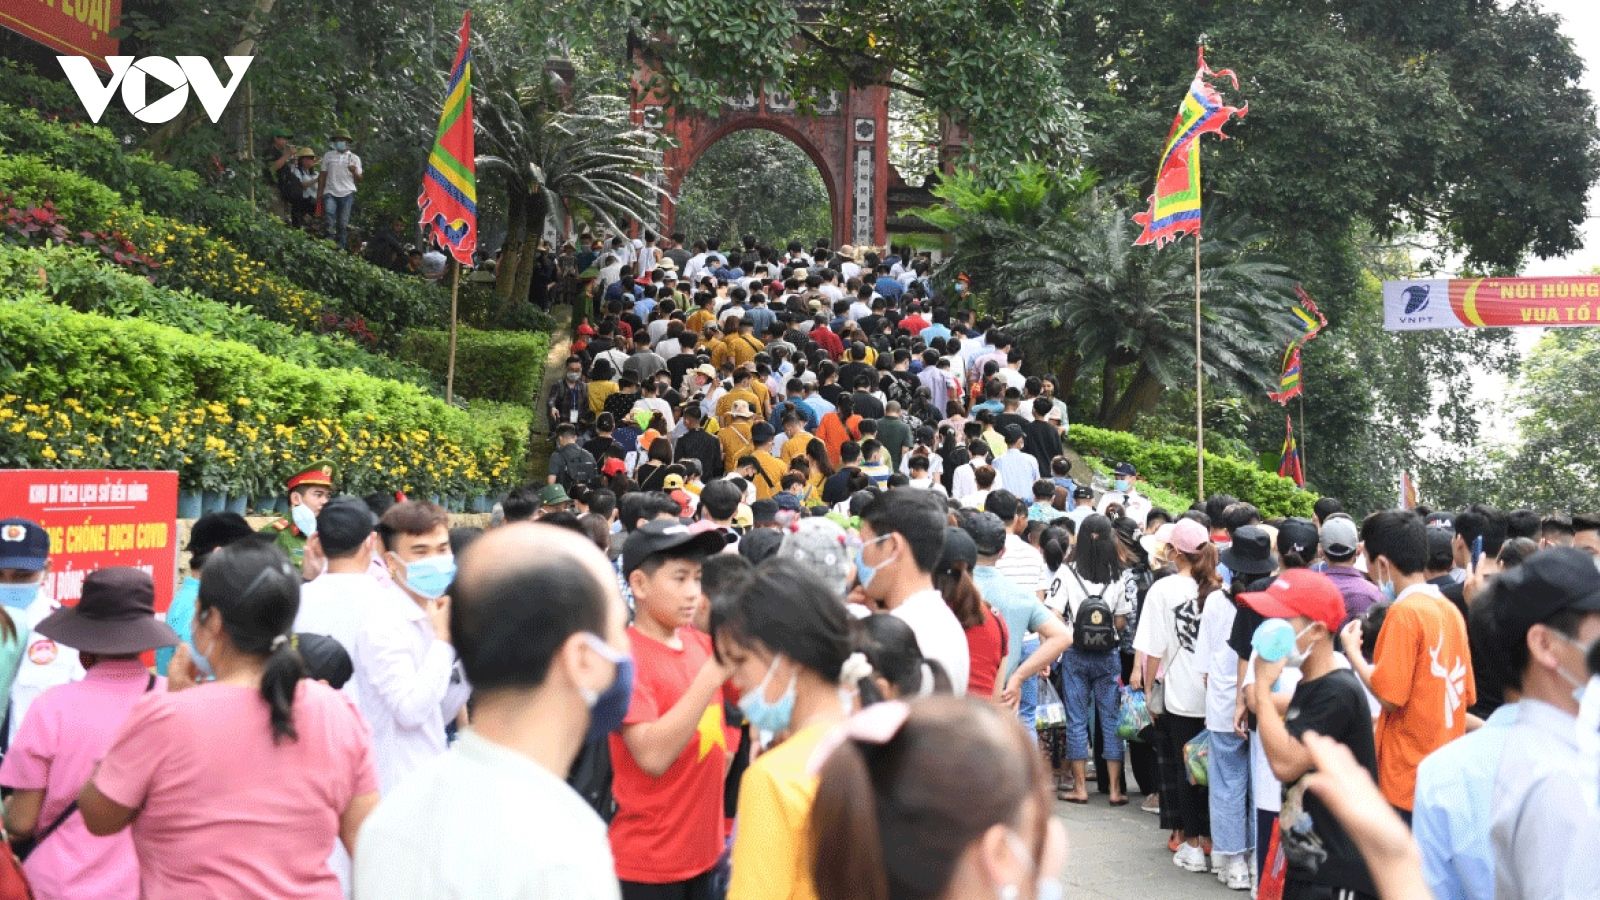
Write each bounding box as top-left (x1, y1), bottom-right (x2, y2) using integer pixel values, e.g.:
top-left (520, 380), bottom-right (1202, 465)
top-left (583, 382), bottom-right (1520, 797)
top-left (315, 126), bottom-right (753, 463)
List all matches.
top-left (855, 490), bottom-right (970, 693)
top-left (355, 524), bottom-right (629, 900)
top-left (1064, 485), bottom-right (1097, 529)
top-left (837, 245), bottom-right (862, 281)
top-left (1096, 462), bottom-right (1153, 527)
top-left (355, 501), bottom-right (472, 792)
top-left (0, 518), bottom-right (83, 743)
top-left (317, 130), bottom-right (362, 250)
top-left (983, 491), bottom-right (1051, 601)
top-left (992, 425), bottom-right (1040, 499)
top-left (296, 497), bottom-right (386, 705)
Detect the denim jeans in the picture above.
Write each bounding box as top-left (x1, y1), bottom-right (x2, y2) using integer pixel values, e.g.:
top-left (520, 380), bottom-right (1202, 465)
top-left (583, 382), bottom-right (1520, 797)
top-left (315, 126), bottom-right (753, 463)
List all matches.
top-left (1060, 648), bottom-right (1123, 761)
top-left (324, 192), bottom-right (355, 249)
top-left (1207, 728), bottom-right (1252, 855)
top-left (1017, 635), bottom-right (1040, 729)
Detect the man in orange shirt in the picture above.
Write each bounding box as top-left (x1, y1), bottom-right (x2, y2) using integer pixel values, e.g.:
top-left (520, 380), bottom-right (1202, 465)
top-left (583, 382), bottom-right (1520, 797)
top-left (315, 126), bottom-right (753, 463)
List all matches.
top-left (1340, 509), bottom-right (1475, 822)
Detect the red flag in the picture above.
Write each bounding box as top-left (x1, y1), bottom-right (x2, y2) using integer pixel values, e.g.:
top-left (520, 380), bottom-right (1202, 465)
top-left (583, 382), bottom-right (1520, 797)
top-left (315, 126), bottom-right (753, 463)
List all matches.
top-left (1278, 416), bottom-right (1304, 488)
top-left (1268, 341), bottom-right (1303, 405)
top-left (417, 12), bottom-right (477, 266)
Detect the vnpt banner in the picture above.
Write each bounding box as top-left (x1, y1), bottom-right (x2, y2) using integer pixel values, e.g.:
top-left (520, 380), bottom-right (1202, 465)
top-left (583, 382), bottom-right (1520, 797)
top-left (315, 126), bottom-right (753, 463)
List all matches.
top-left (0, 0), bottom-right (121, 72)
top-left (1382, 277), bottom-right (1600, 331)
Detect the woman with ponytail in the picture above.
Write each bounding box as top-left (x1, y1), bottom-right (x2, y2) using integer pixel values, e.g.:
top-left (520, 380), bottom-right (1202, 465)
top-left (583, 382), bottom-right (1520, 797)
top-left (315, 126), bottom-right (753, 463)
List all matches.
top-left (80, 541), bottom-right (379, 898)
top-left (1130, 515), bottom-right (1219, 873)
top-left (809, 697), bottom-right (1066, 900)
top-left (853, 615), bottom-right (951, 704)
top-left (712, 559), bottom-right (868, 900)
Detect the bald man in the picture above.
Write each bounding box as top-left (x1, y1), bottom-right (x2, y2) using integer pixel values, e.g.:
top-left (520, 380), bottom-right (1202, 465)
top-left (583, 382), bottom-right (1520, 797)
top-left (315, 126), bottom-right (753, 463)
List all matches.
top-left (356, 525), bottom-right (629, 900)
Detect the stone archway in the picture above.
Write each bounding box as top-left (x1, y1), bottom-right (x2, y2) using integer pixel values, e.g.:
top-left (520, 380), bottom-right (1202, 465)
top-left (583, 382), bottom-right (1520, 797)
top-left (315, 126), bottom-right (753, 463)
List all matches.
top-left (632, 74), bottom-right (890, 248)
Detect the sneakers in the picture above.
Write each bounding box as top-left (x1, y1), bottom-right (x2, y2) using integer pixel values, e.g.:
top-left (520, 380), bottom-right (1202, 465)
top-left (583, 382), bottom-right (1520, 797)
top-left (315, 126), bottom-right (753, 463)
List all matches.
top-left (1173, 842), bottom-right (1209, 873)
top-left (1141, 794), bottom-right (1161, 815)
top-left (1220, 856), bottom-right (1251, 891)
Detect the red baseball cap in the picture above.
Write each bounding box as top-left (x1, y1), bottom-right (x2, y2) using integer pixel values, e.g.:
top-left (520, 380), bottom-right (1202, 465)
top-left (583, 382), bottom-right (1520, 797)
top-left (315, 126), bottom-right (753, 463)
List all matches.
top-left (1237, 569), bottom-right (1346, 632)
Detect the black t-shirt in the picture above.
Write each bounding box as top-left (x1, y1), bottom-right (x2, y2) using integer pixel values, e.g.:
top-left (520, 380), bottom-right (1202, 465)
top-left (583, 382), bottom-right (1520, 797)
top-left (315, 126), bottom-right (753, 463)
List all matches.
top-left (822, 467), bottom-right (859, 505)
top-left (838, 361), bottom-right (875, 392)
top-left (1282, 668), bottom-right (1379, 896)
top-left (583, 436), bottom-right (620, 461)
top-left (851, 391), bottom-right (885, 420)
top-left (819, 383), bottom-right (845, 407)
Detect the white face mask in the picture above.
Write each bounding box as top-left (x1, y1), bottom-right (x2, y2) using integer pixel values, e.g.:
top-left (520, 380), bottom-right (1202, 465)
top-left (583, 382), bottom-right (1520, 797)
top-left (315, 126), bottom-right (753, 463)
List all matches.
top-left (1002, 830), bottom-right (1062, 900)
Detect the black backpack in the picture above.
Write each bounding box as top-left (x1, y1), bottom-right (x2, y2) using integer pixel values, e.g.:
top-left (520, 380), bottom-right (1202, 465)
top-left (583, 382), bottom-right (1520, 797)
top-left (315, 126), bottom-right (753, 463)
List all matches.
top-left (557, 443), bottom-right (597, 488)
top-left (1067, 567), bottom-right (1120, 653)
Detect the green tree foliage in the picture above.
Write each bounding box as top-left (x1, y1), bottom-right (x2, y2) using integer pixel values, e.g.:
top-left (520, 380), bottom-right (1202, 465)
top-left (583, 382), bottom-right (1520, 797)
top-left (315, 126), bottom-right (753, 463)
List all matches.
top-left (673, 129), bottom-right (831, 249)
top-left (1007, 191), bottom-right (1301, 430)
top-left (1492, 330), bottom-right (1600, 512)
top-left (610, 0), bottom-right (1084, 173)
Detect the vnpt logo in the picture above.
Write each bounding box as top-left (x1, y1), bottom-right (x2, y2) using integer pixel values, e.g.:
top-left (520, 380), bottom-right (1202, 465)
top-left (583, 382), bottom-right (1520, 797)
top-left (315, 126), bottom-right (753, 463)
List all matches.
top-left (1401, 284), bottom-right (1431, 314)
top-left (58, 56), bottom-right (253, 124)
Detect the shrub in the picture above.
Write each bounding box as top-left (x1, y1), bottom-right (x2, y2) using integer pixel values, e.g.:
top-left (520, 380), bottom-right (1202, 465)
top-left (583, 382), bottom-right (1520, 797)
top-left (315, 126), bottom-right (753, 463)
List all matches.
top-left (0, 104), bottom-right (444, 339)
top-left (1068, 424), bottom-right (1316, 518)
top-left (0, 243), bottom-right (435, 388)
top-left (0, 298), bottom-right (529, 498)
top-left (398, 328), bottom-right (549, 404)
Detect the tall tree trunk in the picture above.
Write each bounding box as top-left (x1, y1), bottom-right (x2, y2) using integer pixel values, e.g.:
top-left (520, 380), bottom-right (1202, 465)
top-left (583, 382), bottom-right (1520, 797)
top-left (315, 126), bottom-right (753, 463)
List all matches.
top-left (143, 0), bottom-right (278, 160)
top-left (1055, 350), bottom-right (1080, 405)
top-left (494, 188), bottom-right (528, 299)
top-left (1102, 362), bottom-right (1164, 432)
top-left (1097, 356), bottom-right (1119, 424)
top-left (503, 188), bottom-right (549, 319)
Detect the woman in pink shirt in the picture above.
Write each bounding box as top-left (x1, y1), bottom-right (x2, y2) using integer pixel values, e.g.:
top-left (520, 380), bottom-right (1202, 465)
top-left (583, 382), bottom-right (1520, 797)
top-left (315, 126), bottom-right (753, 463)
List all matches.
top-left (79, 542), bottom-right (380, 899)
top-left (0, 567), bottom-right (179, 900)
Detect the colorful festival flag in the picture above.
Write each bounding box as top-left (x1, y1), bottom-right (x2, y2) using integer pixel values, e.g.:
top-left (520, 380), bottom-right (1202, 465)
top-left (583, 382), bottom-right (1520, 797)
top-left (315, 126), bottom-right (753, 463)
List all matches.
top-left (1133, 49), bottom-right (1248, 248)
top-left (418, 11), bottom-right (477, 266)
top-left (1268, 340), bottom-right (1303, 405)
top-left (1399, 471), bottom-right (1420, 510)
top-left (1292, 285), bottom-right (1328, 342)
top-left (1278, 416), bottom-right (1304, 488)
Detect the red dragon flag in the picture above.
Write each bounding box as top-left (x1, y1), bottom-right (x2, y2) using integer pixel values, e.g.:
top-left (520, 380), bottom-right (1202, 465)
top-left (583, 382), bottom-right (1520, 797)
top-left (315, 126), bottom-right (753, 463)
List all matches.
top-left (1133, 48), bottom-right (1248, 248)
top-left (418, 11), bottom-right (477, 266)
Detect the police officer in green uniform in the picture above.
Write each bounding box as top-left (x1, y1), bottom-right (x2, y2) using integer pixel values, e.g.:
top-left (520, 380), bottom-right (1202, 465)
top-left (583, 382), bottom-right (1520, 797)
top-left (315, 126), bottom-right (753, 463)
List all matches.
top-left (260, 461), bottom-right (336, 573)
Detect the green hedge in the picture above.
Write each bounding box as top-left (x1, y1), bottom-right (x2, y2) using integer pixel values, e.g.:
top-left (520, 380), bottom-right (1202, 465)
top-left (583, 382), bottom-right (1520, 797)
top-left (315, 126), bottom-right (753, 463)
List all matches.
top-left (398, 328), bottom-right (549, 404)
top-left (0, 243), bottom-right (436, 389)
top-left (1069, 424), bottom-right (1316, 518)
top-left (0, 103), bottom-right (443, 339)
top-left (0, 298), bottom-right (529, 498)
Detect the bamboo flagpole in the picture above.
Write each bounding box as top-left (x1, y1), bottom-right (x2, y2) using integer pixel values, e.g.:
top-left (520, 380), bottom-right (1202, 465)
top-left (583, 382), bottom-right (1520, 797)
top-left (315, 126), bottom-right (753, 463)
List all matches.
top-left (1194, 232), bottom-right (1205, 499)
top-left (446, 259), bottom-right (461, 403)
top-left (1298, 392), bottom-right (1308, 484)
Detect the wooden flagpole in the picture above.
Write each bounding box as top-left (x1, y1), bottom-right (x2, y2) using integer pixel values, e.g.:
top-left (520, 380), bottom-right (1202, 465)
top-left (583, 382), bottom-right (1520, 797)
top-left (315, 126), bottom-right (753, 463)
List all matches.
top-left (446, 258), bottom-right (461, 403)
top-left (1298, 392), bottom-right (1308, 484)
top-left (1194, 231), bottom-right (1205, 499)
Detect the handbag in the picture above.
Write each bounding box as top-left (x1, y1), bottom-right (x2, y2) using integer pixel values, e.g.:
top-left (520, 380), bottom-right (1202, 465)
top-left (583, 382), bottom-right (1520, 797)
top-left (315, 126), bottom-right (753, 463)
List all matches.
top-left (1116, 687), bottom-right (1152, 741)
top-left (1184, 731), bottom-right (1211, 786)
top-left (1034, 678), bottom-right (1066, 732)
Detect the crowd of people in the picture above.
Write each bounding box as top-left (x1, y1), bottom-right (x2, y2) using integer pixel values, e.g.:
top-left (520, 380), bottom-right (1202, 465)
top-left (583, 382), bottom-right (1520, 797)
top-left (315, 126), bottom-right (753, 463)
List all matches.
top-left (0, 234), bottom-right (1595, 900)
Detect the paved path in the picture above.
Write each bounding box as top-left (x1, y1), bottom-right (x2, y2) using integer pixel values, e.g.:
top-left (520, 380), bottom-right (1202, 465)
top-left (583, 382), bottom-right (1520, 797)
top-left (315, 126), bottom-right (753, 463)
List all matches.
top-left (1054, 794), bottom-right (1242, 899)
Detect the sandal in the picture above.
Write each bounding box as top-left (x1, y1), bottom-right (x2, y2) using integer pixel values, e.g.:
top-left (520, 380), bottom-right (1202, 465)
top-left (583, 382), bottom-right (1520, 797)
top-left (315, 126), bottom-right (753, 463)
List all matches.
top-left (1168, 832), bottom-right (1183, 853)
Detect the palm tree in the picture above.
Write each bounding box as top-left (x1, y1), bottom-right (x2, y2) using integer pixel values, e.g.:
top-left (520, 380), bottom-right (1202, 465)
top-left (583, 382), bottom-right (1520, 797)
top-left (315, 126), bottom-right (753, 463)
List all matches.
top-left (1008, 190), bottom-right (1299, 431)
top-left (904, 163), bottom-right (1096, 305)
top-left (473, 42), bottom-right (666, 312)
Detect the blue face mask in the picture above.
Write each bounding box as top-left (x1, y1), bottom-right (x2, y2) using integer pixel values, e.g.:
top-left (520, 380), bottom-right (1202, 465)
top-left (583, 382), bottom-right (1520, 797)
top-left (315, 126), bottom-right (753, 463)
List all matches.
top-left (853, 534), bottom-right (895, 594)
top-left (191, 609), bottom-right (216, 679)
top-left (1114, 479), bottom-right (1130, 492)
top-left (400, 553), bottom-right (456, 600)
top-left (581, 634), bottom-right (634, 741)
top-left (738, 654), bottom-right (797, 735)
top-left (0, 582), bottom-right (40, 611)
top-left (292, 503), bottom-right (318, 536)
top-left (333, 141), bottom-right (348, 152)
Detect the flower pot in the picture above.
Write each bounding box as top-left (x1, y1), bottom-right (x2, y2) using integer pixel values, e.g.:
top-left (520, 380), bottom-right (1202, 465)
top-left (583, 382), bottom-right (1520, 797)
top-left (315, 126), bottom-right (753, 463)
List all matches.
top-left (225, 495), bottom-right (249, 516)
top-left (470, 494), bottom-right (490, 513)
top-left (271, 495), bottom-right (289, 514)
top-left (178, 491), bottom-right (203, 519)
top-left (201, 491), bottom-right (226, 513)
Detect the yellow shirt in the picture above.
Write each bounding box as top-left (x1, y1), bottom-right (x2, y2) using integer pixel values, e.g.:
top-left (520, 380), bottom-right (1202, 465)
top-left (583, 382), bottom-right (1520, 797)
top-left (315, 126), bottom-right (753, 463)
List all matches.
top-left (588, 380), bottom-right (618, 416)
top-left (780, 432), bottom-right (816, 467)
top-left (727, 722), bottom-right (834, 900)
top-left (686, 308), bottom-right (717, 334)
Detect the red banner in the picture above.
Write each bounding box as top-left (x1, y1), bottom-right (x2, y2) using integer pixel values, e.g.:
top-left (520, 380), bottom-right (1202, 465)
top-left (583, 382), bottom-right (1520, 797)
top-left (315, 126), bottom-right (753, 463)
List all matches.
top-left (0, 0), bottom-right (121, 72)
top-left (1384, 276), bottom-right (1600, 331)
top-left (0, 470), bottom-right (178, 612)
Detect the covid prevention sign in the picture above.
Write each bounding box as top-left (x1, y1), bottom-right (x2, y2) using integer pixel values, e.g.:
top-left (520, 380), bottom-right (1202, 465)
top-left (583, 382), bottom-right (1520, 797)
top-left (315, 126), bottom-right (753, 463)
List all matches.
top-left (1383, 276), bottom-right (1600, 331)
top-left (0, 0), bottom-right (121, 72)
top-left (0, 470), bottom-right (178, 612)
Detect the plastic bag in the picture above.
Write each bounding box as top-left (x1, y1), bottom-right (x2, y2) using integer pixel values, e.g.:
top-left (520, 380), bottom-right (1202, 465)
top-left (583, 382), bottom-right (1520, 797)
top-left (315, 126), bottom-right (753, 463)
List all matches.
top-left (1184, 731), bottom-right (1211, 785)
top-left (1116, 687), bottom-right (1152, 740)
top-left (1035, 678), bottom-right (1066, 731)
